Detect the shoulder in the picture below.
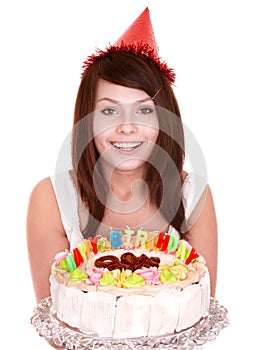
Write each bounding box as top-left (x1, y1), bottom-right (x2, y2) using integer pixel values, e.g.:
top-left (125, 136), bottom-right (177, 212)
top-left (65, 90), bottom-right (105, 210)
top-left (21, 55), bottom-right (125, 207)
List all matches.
top-left (28, 177), bottom-right (56, 207)
top-left (27, 177), bottom-right (69, 302)
top-left (27, 177), bottom-right (63, 231)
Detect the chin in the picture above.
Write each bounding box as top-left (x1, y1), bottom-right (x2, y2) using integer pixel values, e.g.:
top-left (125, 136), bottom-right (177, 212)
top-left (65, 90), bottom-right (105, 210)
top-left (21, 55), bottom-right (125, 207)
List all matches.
top-left (113, 159), bottom-right (145, 172)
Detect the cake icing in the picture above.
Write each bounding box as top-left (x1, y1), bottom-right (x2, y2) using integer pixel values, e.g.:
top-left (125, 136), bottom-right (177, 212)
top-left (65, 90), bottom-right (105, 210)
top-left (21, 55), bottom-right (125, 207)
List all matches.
top-left (50, 230), bottom-right (210, 338)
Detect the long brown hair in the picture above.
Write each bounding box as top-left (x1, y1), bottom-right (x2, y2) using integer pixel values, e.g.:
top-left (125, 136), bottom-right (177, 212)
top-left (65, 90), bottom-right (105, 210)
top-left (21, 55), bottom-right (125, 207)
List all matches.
top-left (72, 51), bottom-right (186, 237)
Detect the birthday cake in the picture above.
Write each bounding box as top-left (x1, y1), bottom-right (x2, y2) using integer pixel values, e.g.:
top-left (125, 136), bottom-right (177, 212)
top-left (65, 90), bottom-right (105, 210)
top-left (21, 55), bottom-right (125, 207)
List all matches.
top-left (50, 230), bottom-right (210, 338)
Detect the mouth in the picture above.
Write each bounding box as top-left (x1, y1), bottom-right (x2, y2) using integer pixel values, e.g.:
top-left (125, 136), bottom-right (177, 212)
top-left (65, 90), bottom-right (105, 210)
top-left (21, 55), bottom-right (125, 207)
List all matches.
top-left (111, 141), bottom-right (143, 151)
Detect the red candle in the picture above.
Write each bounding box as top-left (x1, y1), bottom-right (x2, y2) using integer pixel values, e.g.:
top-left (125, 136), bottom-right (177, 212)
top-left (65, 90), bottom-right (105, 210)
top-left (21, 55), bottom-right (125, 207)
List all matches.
top-left (73, 248), bottom-right (84, 267)
top-left (185, 247), bottom-right (199, 265)
top-left (156, 232), bottom-right (170, 251)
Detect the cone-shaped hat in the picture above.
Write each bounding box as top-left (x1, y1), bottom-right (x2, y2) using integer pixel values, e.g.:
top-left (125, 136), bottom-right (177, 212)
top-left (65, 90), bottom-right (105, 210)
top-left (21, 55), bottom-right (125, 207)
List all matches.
top-left (82, 7), bottom-right (175, 83)
top-left (114, 8), bottom-right (158, 56)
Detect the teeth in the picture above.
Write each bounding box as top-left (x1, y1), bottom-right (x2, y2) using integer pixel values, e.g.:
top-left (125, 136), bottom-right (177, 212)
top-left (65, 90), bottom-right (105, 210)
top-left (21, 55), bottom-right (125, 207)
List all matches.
top-left (113, 142), bottom-right (142, 150)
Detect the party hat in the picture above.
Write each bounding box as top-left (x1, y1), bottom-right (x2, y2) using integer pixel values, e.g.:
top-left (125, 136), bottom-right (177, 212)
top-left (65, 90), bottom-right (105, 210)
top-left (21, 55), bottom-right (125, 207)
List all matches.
top-left (82, 7), bottom-right (175, 83)
top-left (114, 8), bottom-right (158, 57)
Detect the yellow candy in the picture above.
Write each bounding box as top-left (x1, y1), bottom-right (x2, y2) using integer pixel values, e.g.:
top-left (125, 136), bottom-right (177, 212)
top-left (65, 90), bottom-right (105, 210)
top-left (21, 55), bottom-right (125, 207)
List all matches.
top-left (169, 265), bottom-right (188, 280)
top-left (158, 264), bottom-right (171, 271)
top-left (110, 269), bottom-right (133, 288)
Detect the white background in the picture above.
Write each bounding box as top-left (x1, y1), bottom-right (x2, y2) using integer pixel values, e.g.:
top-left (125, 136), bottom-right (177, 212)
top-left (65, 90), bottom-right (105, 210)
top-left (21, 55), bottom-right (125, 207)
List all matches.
top-left (1, 0), bottom-right (263, 348)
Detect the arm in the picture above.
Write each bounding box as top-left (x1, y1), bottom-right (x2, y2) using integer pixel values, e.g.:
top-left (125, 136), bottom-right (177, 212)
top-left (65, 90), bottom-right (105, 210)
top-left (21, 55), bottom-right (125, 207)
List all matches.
top-left (185, 185), bottom-right (218, 297)
top-left (26, 177), bottom-right (70, 303)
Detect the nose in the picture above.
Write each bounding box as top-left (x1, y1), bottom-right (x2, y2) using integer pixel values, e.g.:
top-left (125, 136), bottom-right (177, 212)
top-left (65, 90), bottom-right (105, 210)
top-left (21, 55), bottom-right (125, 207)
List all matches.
top-left (117, 121), bottom-right (138, 135)
top-left (116, 109), bottom-right (138, 135)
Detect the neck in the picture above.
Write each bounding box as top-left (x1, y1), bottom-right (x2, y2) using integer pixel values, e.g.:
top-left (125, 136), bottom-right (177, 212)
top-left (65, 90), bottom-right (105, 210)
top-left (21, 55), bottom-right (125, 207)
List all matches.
top-left (110, 167), bottom-right (146, 201)
top-left (100, 163), bottom-right (149, 215)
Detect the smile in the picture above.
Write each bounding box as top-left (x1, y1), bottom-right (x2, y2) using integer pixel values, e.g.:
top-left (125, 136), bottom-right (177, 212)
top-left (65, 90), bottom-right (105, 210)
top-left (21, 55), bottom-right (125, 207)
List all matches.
top-left (112, 142), bottom-right (143, 151)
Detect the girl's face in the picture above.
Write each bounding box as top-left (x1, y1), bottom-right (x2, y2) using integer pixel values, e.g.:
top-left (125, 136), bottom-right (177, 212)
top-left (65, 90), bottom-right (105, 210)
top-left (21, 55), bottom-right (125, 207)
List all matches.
top-left (93, 80), bottom-right (159, 172)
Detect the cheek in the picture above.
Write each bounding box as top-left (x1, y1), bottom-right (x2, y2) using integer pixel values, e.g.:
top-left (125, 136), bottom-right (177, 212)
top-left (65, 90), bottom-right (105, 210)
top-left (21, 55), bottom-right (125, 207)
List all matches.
top-left (93, 131), bottom-right (110, 155)
top-left (142, 113), bottom-right (159, 142)
top-left (144, 126), bottom-right (159, 143)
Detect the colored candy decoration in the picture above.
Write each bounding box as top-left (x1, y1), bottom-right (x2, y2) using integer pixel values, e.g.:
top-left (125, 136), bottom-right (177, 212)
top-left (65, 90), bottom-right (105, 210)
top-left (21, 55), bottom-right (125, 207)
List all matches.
top-left (134, 267), bottom-right (161, 285)
top-left (185, 247), bottom-right (199, 265)
top-left (55, 251), bottom-right (68, 265)
top-left (169, 265), bottom-right (188, 280)
top-left (100, 272), bottom-right (116, 286)
top-left (160, 269), bottom-right (177, 284)
top-left (69, 268), bottom-right (88, 281)
top-left (111, 269), bottom-right (132, 288)
top-left (173, 260), bottom-right (188, 270)
top-left (86, 269), bottom-right (103, 285)
top-left (125, 273), bottom-right (146, 288)
top-left (57, 259), bottom-right (68, 270)
top-left (65, 253), bottom-right (77, 272)
top-left (53, 230), bottom-right (201, 281)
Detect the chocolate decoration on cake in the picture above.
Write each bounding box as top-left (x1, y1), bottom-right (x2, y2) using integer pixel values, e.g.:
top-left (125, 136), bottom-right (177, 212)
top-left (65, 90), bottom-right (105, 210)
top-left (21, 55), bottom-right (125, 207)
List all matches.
top-left (94, 252), bottom-right (161, 272)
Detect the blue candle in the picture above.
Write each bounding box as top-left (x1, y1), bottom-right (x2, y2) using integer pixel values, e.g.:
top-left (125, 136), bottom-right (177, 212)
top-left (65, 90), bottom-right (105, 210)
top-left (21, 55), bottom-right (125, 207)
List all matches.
top-left (110, 231), bottom-right (122, 248)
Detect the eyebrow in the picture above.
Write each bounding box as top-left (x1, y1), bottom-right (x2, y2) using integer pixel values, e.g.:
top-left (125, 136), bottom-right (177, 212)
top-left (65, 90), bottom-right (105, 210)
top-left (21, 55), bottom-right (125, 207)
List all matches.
top-left (96, 97), bottom-right (153, 104)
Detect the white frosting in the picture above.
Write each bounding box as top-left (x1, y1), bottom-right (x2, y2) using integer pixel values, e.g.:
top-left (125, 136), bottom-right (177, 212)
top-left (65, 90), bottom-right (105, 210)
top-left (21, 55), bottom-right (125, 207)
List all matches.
top-left (50, 248), bottom-right (210, 338)
top-left (50, 270), bottom-right (210, 337)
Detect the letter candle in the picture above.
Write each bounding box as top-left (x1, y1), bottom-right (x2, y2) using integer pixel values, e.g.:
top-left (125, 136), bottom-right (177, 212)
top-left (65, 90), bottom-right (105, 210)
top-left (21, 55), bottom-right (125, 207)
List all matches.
top-left (78, 241), bottom-right (87, 261)
top-left (110, 231), bottom-right (122, 248)
top-left (167, 234), bottom-right (179, 252)
top-left (176, 241), bottom-right (187, 260)
top-left (123, 228), bottom-right (134, 248)
top-left (54, 228), bottom-right (201, 277)
top-left (73, 248), bottom-right (84, 267)
top-left (135, 229), bottom-right (149, 248)
top-left (65, 252), bottom-right (77, 272)
top-left (83, 239), bottom-right (93, 257)
top-left (156, 232), bottom-right (170, 251)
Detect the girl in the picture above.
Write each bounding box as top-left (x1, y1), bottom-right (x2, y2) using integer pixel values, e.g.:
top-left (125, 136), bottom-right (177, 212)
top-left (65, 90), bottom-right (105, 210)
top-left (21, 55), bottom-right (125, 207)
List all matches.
top-left (27, 9), bottom-right (217, 305)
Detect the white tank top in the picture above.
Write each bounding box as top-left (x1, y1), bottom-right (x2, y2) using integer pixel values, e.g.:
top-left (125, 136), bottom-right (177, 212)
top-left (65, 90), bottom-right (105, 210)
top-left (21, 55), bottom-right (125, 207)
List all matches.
top-left (50, 171), bottom-right (207, 249)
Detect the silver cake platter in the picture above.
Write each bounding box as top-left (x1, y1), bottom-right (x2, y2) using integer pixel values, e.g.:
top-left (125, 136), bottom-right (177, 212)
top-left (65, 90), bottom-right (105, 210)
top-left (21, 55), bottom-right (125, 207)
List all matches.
top-left (31, 297), bottom-right (229, 349)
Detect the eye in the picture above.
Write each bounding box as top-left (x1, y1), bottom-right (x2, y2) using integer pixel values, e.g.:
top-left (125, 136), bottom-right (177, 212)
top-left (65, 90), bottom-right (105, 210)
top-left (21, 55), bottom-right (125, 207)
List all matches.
top-left (137, 107), bottom-right (154, 115)
top-left (101, 108), bottom-right (118, 116)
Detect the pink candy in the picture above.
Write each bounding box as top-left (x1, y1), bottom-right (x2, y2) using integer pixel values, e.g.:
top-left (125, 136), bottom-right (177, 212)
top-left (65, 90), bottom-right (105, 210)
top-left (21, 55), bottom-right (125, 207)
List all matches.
top-left (86, 269), bottom-right (103, 286)
top-left (55, 251), bottom-right (69, 265)
top-left (134, 267), bottom-right (161, 285)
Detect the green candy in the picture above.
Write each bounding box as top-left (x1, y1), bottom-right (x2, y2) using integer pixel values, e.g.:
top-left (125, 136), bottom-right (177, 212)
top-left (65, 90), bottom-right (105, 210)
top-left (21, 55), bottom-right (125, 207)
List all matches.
top-left (100, 272), bottom-right (115, 286)
top-left (173, 260), bottom-right (188, 270)
top-left (125, 274), bottom-right (145, 288)
top-left (160, 269), bottom-right (177, 284)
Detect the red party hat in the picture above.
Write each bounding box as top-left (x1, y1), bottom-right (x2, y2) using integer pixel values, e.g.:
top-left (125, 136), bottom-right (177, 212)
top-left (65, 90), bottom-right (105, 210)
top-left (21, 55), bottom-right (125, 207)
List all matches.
top-left (82, 8), bottom-right (175, 84)
top-left (114, 8), bottom-right (158, 57)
